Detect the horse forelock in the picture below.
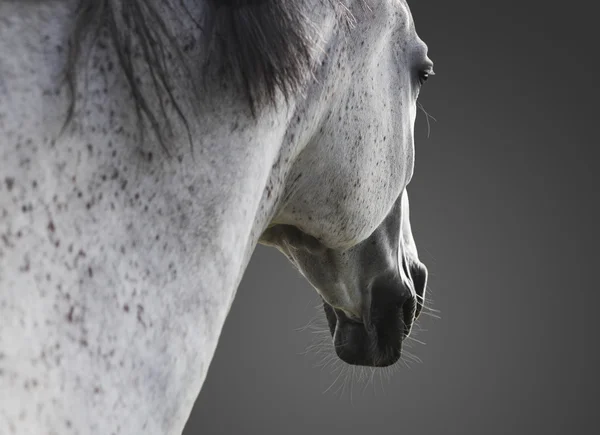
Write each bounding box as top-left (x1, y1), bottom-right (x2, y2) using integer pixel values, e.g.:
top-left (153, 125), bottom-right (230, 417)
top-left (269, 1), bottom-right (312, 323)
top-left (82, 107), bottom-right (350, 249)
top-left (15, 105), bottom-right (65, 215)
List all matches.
top-left (64, 0), bottom-right (348, 151)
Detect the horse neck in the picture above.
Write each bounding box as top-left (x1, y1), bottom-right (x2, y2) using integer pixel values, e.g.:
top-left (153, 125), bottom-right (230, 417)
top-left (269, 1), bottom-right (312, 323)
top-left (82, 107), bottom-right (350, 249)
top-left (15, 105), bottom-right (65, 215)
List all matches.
top-left (0, 5), bottom-right (290, 434)
top-left (0, 97), bottom-right (289, 434)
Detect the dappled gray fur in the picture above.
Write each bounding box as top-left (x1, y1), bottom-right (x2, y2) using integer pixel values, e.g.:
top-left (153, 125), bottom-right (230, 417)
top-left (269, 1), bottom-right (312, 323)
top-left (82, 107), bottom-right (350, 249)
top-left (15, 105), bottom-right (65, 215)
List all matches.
top-left (64, 0), bottom-right (325, 146)
top-left (1, 1), bottom-right (434, 432)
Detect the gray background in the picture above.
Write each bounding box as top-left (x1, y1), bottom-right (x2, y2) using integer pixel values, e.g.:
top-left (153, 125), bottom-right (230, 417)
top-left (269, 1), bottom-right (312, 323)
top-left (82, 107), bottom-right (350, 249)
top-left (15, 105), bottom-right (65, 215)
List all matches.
top-left (185, 0), bottom-right (599, 434)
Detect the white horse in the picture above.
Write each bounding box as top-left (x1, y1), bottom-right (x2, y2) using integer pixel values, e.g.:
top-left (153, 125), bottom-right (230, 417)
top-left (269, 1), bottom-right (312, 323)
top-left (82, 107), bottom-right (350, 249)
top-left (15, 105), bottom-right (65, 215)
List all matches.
top-left (0, 0), bottom-right (433, 433)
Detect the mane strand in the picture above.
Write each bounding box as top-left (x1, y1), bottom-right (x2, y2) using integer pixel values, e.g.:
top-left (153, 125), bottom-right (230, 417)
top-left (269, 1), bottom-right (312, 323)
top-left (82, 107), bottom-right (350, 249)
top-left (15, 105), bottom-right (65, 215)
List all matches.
top-left (64, 0), bottom-right (327, 150)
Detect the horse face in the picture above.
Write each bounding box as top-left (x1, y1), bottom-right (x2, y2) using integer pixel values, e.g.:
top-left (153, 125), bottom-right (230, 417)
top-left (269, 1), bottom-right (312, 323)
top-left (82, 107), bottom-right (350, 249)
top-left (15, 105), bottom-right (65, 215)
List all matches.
top-left (260, 1), bottom-right (430, 366)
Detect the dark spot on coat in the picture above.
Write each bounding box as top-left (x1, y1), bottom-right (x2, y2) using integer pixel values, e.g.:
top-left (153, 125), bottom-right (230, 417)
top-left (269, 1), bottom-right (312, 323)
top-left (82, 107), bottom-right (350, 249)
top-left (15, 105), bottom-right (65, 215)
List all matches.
top-left (1, 234), bottom-right (13, 248)
top-left (136, 304), bottom-right (146, 327)
top-left (66, 306), bottom-right (75, 323)
top-left (4, 177), bottom-right (15, 191)
top-left (19, 257), bottom-right (31, 272)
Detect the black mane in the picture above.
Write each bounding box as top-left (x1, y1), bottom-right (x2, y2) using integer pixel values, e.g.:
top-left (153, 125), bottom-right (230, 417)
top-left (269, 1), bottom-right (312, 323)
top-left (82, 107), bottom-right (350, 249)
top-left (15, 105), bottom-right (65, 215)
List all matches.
top-left (65, 0), bottom-right (340, 148)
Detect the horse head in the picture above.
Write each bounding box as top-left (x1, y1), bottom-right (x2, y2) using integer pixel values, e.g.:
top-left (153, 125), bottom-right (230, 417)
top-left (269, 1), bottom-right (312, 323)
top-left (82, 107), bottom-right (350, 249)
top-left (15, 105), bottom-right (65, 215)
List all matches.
top-left (260, 0), bottom-right (432, 367)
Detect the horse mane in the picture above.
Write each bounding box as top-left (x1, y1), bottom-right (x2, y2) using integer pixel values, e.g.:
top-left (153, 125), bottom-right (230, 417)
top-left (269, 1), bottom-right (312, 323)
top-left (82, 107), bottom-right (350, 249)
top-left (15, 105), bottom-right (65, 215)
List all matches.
top-left (64, 0), bottom-right (333, 149)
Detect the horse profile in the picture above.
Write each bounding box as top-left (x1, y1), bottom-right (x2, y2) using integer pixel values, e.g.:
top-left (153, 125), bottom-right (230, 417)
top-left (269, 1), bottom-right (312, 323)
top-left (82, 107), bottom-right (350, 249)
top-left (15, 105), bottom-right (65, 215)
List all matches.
top-left (0, 0), bottom-right (433, 433)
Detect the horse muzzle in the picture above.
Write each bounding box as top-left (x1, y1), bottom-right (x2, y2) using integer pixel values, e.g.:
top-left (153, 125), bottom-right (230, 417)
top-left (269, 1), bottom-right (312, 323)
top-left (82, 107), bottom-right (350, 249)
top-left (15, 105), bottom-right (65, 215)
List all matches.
top-left (322, 263), bottom-right (427, 367)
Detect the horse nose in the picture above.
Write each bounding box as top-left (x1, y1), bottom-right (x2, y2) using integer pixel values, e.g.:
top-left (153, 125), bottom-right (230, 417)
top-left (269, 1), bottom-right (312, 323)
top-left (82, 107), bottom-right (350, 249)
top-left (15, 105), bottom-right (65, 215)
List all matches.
top-left (324, 274), bottom-right (417, 367)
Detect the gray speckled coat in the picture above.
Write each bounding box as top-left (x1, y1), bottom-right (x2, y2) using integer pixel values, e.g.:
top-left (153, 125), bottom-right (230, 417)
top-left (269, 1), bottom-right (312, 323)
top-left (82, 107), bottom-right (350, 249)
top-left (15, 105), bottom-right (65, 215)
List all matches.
top-left (0, 1), bottom-right (432, 434)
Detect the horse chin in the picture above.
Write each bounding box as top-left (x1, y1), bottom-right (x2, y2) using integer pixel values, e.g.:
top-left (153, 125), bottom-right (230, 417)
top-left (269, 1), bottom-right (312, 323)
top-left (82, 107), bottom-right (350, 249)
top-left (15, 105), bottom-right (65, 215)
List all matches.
top-left (322, 300), bottom-right (410, 368)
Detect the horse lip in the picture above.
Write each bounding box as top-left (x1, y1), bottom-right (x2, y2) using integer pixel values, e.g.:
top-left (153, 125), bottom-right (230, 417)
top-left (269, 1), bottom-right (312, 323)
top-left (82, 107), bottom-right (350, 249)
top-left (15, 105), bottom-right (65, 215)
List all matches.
top-left (331, 311), bottom-right (403, 367)
top-left (322, 299), bottom-right (411, 367)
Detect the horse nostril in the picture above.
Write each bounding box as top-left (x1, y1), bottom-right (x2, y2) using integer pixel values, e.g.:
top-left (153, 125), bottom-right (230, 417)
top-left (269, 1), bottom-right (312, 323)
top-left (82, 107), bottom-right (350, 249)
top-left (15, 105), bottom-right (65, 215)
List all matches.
top-left (368, 274), bottom-right (415, 343)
